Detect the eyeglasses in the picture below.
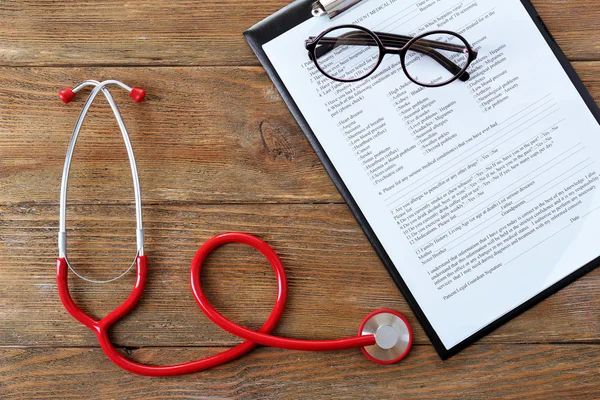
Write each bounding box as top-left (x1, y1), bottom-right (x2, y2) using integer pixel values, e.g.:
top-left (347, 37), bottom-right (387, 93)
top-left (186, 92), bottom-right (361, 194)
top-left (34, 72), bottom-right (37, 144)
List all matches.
top-left (305, 25), bottom-right (478, 88)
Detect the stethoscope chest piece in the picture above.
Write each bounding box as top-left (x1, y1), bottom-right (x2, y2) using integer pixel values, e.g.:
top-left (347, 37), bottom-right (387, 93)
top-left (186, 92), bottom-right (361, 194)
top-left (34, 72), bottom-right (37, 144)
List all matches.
top-left (359, 309), bottom-right (413, 364)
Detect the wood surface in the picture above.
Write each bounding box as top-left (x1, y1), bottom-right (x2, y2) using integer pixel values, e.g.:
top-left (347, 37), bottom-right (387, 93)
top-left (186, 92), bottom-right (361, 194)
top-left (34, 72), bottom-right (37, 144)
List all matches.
top-left (1, 345), bottom-right (598, 399)
top-left (0, 1), bottom-right (598, 399)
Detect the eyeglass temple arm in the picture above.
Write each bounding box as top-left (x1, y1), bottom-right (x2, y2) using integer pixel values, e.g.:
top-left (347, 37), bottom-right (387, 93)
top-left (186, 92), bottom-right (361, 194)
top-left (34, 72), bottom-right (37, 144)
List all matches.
top-left (309, 32), bottom-right (477, 82)
top-left (309, 31), bottom-right (471, 55)
top-left (373, 32), bottom-right (469, 53)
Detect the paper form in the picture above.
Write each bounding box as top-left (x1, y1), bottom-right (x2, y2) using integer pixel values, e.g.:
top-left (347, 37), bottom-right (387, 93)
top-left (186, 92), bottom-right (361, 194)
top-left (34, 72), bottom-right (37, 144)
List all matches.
top-left (263, 0), bottom-right (600, 349)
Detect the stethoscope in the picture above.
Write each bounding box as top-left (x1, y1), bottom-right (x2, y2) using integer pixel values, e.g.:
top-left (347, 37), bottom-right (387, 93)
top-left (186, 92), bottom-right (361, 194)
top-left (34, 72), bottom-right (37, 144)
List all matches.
top-left (56, 79), bottom-right (413, 377)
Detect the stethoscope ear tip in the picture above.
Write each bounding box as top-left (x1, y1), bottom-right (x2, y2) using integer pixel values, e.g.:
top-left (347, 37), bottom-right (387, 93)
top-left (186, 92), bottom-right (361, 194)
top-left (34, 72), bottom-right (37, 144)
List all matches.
top-left (129, 87), bottom-right (146, 103)
top-left (359, 309), bottom-right (413, 365)
top-left (59, 88), bottom-right (76, 104)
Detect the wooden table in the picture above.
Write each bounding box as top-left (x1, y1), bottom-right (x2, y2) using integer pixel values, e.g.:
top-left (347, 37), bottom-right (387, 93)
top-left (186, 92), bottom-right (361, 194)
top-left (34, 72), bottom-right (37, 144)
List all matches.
top-left (0, 1), bottom-right (598, 398)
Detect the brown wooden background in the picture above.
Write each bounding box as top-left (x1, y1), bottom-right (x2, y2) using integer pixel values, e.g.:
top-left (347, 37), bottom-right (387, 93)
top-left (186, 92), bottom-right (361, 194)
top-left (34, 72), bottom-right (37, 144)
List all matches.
top-left (0, 1), bottom-right (598, 399)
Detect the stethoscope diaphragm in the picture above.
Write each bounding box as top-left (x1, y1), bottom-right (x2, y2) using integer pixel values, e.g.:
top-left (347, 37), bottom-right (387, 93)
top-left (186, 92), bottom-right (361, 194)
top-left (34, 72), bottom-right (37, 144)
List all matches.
top-left (359, 309), bottom-right (413, 364)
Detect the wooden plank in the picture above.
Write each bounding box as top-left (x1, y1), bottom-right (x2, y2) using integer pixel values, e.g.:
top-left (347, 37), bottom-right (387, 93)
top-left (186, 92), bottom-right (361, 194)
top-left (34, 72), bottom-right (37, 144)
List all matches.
top-left (0, 0), bottom-right (285, 67)
top-left (1, 203), bottom-right (597, 347)
top-left (2, 62), bottom-right (600, 205)
top-left (533, 0), bottom-right (600, 61)
top-left (0, 345), bottom-right (598, 399)
top-left (0, 1), bottom-right (599, 66)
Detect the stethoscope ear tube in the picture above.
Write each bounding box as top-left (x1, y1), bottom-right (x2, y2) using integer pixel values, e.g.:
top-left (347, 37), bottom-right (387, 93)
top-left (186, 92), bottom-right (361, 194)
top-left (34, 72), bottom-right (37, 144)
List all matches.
top-left (58, 80), bottom-right (145, 283)
top-left (56, 80), bottom-right (413, 376)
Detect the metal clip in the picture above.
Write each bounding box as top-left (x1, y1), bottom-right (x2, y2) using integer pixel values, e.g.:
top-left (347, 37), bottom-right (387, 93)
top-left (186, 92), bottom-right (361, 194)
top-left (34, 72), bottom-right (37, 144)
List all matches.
top-left (311, 0), bottom-right (364, 19)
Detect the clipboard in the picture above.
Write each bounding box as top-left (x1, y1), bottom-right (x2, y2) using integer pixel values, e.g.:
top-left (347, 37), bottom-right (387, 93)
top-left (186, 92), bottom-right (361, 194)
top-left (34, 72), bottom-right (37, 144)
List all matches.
top-left (244, 0), bottom-right (600, 359)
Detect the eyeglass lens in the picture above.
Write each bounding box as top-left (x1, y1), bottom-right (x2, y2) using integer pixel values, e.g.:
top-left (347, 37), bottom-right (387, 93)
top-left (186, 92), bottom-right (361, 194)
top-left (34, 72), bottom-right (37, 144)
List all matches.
top-left (404, 32), bottom-right (470, 86)
top-left (313, 27), bottom-right (381, 81)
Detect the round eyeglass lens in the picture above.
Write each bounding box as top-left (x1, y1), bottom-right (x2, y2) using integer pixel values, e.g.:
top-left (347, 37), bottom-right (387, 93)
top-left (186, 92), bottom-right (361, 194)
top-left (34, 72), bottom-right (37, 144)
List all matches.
top-left (314, 27), bottom-right (381, 82)
top-left (404, 32), bottom-right (470, 86)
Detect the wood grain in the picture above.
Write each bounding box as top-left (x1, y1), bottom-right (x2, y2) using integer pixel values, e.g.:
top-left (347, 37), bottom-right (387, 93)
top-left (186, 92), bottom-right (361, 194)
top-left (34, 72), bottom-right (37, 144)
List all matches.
top-left (1, 345), bottom-right (598, 399)
top-left (2, 62), bottom-right (600, 205)
top-left (0, 0), bottom-right (599, 66)
top-left (1, 203), bottom-right (598, 347)
top-left (0, 66), bottom-right (340, 204)
top-left (1, 0), bottom-right (600, 398)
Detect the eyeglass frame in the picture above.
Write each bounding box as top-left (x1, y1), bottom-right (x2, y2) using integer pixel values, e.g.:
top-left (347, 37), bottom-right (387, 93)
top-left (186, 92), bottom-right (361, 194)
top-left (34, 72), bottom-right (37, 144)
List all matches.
top-left (305, 24), bottom-right (479, 88)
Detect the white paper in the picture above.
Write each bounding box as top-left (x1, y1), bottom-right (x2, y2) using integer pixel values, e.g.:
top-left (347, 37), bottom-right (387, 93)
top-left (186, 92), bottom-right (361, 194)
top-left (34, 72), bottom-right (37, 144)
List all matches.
top-left (263, 0), bottom-right (600, 349)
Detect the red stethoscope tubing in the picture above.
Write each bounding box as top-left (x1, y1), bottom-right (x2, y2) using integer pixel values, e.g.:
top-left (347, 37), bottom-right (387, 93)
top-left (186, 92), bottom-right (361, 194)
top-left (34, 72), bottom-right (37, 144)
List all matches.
top-left (57, 232), bottom-right (377, 377)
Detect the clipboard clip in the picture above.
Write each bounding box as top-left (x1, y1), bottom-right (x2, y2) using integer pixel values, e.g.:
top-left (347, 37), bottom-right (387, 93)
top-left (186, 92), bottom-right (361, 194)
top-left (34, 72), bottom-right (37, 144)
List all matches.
top-left (311, 0), bottom-right (364, 18)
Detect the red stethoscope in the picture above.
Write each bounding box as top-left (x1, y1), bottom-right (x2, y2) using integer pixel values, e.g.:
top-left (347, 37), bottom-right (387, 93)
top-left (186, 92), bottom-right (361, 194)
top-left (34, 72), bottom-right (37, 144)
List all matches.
top-left (56, 80), bottom-right (413, 377)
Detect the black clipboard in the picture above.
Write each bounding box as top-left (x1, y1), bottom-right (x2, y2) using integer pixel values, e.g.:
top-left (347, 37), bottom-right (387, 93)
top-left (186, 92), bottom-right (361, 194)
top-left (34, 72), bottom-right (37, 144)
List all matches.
top-left (244, 0), bottom-right (600, 359)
